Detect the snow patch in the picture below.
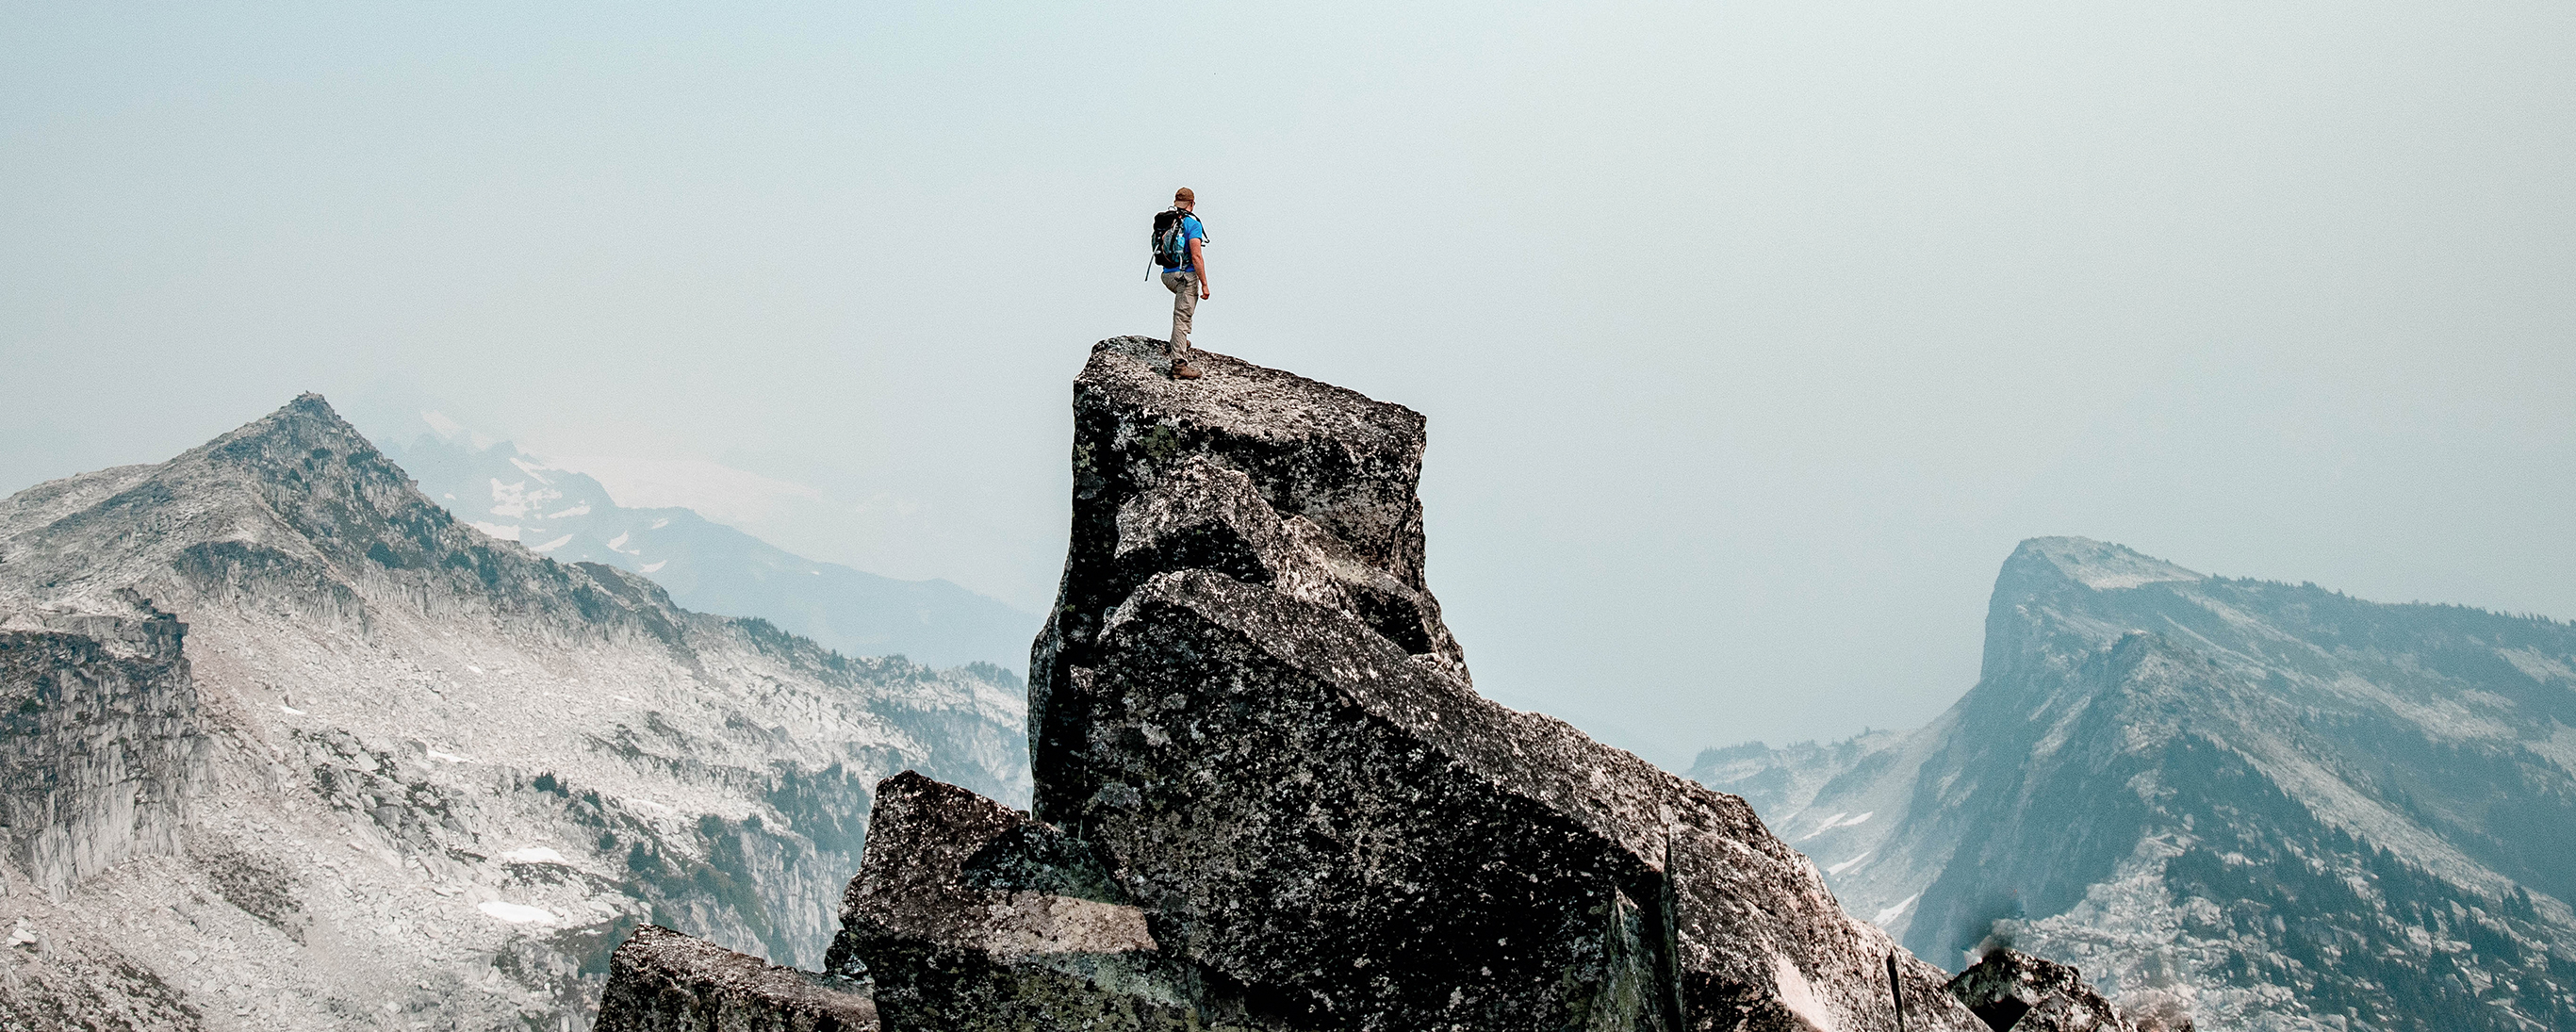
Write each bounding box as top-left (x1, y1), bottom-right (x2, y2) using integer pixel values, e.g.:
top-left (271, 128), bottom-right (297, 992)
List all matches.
top-left (499, 846), bottom-right (567, 865)
top-left (2501, 647), bottom-right (2574, 684)
top-left (544, 503), bottom-right (592, 519)
top-left (639, 561), bottom-right (666, 573)
top-left (467, 522), bottom-right (521, 543)
top-left (605, 532), bottom-right (632, 552)
top-left (1874, 893), bottom-right (1920, 926)
top-left (487, 476), bottom-right (565, 520)
top-left (2023, 537), bottom-right (2202, 591)
top-left (279, 704), bottom-right (306, 715)
top-left (527, 534), bottom-right (574, 553)
top-left (475, 901), bottom-right (559, 925)
top-left (649, 518), bottom-right (669, 530)
top-left (506, 457), bottom-right (554, 484)
top-left (1828, 852), bottom-right (1872, 876)
top-left (425, 749), bottom-right (472, 763)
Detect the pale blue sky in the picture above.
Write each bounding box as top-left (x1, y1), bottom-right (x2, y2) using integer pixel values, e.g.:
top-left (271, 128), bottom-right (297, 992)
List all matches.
top-left (6, 1), bottom-right (2572, 765)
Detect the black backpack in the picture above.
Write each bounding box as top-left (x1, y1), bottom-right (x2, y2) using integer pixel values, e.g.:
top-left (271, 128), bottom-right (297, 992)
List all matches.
top-left (1150, 208), bottom-right (1195, 270)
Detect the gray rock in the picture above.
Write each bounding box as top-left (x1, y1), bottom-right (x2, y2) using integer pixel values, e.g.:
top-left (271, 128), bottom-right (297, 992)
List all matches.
top-left (598, 925), bottom-right (877, 1032)
top-left (0, 919), bottom-right (205, 1032)
top-left (0, 606), bottom-right (204, 902)
top-left (969, 339), bottom-right (1980, 1030)
top-left (1944, 949), bottom-right (2130, 1032)
top-left (825, 770), bottom-right (1286, 1031)
top-left (606, 340), bottom-right (2144, 1032)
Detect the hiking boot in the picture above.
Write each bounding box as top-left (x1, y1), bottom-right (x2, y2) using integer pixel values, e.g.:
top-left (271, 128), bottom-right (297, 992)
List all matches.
top-left (1173, 360), bottom-right (1203, 380)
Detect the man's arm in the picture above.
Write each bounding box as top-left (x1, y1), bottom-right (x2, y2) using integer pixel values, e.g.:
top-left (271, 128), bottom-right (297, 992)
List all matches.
top-left (1188, 237), bottom-right (1210, 299)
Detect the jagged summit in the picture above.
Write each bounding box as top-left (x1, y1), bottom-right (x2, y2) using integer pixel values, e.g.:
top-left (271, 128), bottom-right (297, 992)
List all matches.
top-left (1031, 339), bottom-right (1471, 826)
top-left (224, 389), bottom-right (342, 437)
top-left (0, 390), bottom-right (711, 655)
top-left (593, 342), bottom-right (2201, 1031)
top-left (756, 341), bottom-right (2001, 1030)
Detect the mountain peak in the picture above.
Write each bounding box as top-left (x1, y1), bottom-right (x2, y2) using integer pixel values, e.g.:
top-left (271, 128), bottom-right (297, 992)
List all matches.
top-left (208, 391), bottom-right (365, 452)
top-left (2004, 536), bottom-right (2202, 593)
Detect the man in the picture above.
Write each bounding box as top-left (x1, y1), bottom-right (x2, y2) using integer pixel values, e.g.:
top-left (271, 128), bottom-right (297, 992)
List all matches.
top-left (1157, 188), bottom-right (1210, 380)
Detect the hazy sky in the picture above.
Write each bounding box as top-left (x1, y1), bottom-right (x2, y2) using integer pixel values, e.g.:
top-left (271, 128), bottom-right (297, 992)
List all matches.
top-left (6, 2), bottom-right (2571, 766)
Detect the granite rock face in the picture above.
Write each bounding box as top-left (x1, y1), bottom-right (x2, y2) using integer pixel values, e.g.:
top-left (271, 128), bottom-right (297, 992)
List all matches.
top-left (604, 339), bottom-right (2147, 1032)
top-left (822, 339), bottom-right (1982, 1031)
top-left (597, 925), bottom-right (877, 1032)
top-left (0, 606), bottom-right (205, 902)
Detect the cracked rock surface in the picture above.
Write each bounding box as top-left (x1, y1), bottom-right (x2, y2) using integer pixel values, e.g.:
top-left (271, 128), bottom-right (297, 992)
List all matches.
top-left (870, 339), bottom-right (1982, 1031)
top-left (606, 339), bottom-right (2138, 1031)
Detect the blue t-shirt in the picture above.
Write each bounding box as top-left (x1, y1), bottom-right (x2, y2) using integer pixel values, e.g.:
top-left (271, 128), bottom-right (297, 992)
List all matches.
top-left (1161, 214), bottom-right (1207, 273)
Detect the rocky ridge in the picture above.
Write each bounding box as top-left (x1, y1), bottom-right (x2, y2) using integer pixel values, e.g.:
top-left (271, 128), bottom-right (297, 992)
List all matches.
top-left (1731, 537), bottom-right (2576, 1031)
top-left (0, 395), bottom-right (1028, 1030)
top-left (597, 339), bottom-right (2164, 1031)
top-left (374, 422), bottom-right (1037, 672)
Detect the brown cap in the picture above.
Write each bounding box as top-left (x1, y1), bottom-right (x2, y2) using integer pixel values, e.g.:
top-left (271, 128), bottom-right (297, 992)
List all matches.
top-left (1174, 187), bottom-right (1195, 203)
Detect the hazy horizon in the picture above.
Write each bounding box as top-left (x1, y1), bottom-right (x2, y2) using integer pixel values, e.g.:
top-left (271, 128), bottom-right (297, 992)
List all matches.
top-left (7, 1), bottom-right (2571, 766)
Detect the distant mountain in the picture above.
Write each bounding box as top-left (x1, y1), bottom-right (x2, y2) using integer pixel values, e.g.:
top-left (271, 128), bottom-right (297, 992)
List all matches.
top-left (1701, 537), bottom-right (2576, 1031)
top-left (1685, 728), bottom-right (1900, 821)
top-left (0, 395), bottom-right (1028, 1030)
top-left (371, 416), bottom-right (1038, 673)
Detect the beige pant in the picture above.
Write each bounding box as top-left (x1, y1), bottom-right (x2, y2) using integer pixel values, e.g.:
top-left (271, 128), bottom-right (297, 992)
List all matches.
top-left (1160, 270), bottom-right (1198, 353)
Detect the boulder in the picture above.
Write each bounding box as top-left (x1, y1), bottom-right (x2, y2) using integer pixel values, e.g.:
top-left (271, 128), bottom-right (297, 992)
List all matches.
top-left (1010, 339), bottom-right (1979, 1030)
top-left (596, 925), bottom-right (876, 1032)
top-left (825, 770), bottom-right (1288, 1031)
top-left (1944, 949), bottom-right (2131, 1032)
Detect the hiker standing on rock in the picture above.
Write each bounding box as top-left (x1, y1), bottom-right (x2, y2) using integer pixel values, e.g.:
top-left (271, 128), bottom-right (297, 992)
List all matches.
top-left (1153, 188), bottom-right (1209, 380)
